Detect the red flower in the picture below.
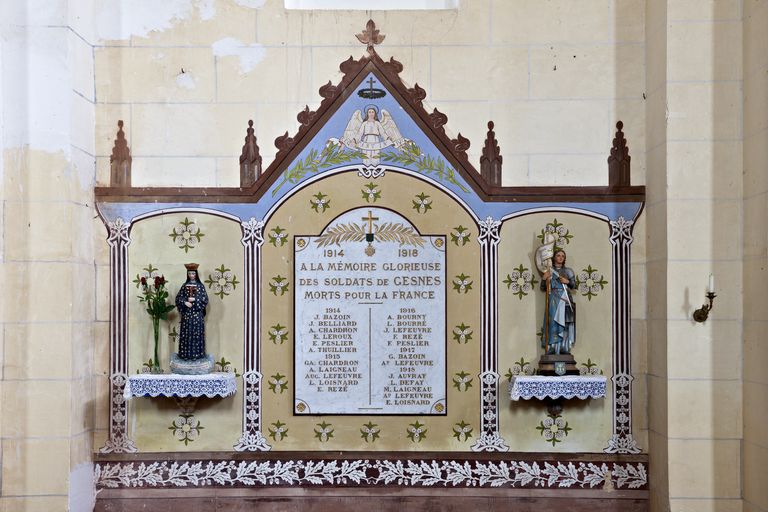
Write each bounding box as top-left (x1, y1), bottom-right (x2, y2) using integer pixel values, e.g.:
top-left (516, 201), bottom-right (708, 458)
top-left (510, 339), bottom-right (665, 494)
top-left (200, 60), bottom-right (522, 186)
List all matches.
top-left (157, 275), bottom-right (166, 286)
top-left (140, 276), bottom-right (147, 286)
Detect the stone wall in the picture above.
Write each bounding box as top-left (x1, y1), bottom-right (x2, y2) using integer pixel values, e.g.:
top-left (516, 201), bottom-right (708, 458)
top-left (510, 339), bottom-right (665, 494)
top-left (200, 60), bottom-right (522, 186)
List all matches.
top-left (1, 1), bottom-right (98, 510)
top-left (645, 2), bottom-right (746, 511)
top-left (743, 1), bottom-right (768, 512)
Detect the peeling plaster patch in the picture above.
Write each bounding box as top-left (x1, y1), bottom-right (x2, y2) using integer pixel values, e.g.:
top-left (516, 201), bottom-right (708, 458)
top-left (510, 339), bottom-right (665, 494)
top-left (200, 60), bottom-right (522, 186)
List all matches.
top-left (198, 0), bottom-right (217, 20)
top-left (2, 26), bottom-right (71, 153)
top-left (69, 462), bottom-right (96, 512)
top-left (212, 38), bottom-right (266, 74)
top-left (1, 0), bottom-right (67, 26)
top-left (95, 0), bottom-right (218, 42)
top-left (234, 0), bottom-right (266, 8)
top-left (175, 70), bottom-right (197, 90)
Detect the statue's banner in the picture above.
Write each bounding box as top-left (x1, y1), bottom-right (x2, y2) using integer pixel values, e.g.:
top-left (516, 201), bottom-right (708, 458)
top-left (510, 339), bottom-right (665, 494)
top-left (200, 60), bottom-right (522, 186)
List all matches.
top-left (294, 208), bottom-right (447, 415)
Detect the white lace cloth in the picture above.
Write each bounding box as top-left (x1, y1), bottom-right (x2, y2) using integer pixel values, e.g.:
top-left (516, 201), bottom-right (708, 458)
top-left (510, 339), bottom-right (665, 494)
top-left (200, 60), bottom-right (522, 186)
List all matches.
top-left (124, 372), bottom-right (237, 399)
top-left (509, 375), bottom-right (607, 401)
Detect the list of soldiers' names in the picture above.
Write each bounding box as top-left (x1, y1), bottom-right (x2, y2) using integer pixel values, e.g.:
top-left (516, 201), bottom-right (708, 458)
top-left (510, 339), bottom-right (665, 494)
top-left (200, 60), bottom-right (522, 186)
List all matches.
top-left (294, 209), bottom-right (446, 415)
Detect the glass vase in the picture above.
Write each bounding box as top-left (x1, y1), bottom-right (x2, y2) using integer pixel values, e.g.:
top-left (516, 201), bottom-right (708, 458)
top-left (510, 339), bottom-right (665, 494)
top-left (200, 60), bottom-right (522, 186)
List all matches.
top-left (151, 316), bottom-right (163, 373)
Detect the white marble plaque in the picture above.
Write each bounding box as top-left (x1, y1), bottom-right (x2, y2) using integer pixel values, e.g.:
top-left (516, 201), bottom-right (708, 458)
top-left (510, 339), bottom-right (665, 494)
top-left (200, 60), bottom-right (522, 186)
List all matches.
top-left (294, 208), bottom-right (446, 415)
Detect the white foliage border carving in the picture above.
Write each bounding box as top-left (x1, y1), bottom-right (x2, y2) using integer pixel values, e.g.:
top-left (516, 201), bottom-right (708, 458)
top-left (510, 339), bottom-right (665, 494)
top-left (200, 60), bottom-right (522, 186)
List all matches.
top-left (95, 459), bottom-right (646, 490)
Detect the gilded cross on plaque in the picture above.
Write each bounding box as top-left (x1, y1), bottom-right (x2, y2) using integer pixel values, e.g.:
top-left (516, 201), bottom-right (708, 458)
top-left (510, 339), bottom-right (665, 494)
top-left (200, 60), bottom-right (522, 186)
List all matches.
top-left (362, 210), bottom-right (379, 256)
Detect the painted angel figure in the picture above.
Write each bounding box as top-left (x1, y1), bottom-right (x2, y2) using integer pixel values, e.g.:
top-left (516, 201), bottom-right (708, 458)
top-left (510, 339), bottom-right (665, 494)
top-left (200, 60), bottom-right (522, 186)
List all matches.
top-left (338, 105), bottom-right (408, 167)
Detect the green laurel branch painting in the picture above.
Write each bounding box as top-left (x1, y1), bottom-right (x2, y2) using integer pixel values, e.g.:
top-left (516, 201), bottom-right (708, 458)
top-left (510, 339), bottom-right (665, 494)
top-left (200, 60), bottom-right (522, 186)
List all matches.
top-left (272, 142), bottom-right (364, 196)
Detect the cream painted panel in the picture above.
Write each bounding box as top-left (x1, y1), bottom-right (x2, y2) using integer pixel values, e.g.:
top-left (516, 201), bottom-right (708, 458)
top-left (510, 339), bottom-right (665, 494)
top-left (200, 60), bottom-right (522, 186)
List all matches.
top-left (127, 213), bottom-right (244, 451)
top-left (260, 171), bottom-right (480, 451)
top-left (498, 212), bottom-right (613, 452)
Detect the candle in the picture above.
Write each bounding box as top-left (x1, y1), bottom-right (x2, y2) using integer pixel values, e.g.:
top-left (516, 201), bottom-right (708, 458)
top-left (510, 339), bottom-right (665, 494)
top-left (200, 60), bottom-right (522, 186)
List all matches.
top-left (708, 274), bottom-right (715, 294)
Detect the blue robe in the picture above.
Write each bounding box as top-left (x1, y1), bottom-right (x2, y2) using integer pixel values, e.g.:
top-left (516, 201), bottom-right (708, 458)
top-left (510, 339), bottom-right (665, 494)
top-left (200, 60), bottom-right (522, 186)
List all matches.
top-left (175, 280), bottom-right (209, 360)
top-left (540, 266), bottom-right (576, 354)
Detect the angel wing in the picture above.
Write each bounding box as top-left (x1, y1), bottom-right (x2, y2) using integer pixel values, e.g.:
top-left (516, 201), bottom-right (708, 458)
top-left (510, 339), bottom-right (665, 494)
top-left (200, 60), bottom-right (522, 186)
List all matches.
top-left (339, 110), bottom-right (363, 148)
top-left (380, 109), bottom-right (407, 147)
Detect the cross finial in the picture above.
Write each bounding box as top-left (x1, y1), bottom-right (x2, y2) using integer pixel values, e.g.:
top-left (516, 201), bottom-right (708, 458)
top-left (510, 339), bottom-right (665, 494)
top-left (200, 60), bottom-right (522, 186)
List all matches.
top-left (362, 210), bottom-right (379, 233)
top-left (356, 19), bottom-right (385, 53)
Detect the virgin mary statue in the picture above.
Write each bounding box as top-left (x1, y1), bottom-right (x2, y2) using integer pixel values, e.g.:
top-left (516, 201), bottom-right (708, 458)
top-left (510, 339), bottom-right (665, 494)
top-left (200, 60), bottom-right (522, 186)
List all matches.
top-left (170, 263), bottom-right (214, 374)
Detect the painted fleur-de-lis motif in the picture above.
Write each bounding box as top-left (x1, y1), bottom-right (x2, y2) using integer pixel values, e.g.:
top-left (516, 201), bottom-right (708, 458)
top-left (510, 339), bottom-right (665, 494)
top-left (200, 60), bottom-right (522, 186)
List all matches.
top-left (450, 225), bottom-right (471, 246)
top-left (575, 265), bottom-right (608, 300)
top-left (407, 421), bottom-right (427, 443)
top-left (214, 357), bottom-right (240, 375)
top-left (168, 217), bottom-right (204, 252)
top-left (361, 182), bottom-right (382, 203)
top-left (537, 218), bottom-right (573, 251)
top-left (268, 323), bottom-right (289, 344)
top-left (268, 373), bottom-right (289, 393)
top-left (268, 420), bottom-right (288, 441)
top-left (452, 273), bottom-right (473, 294)
top-left (205, 264), bottom-right (240, 299)
top-left (452, 421), bottom-right (473, 442)
top-left (503, 264), bottom-right (538, 299)
top-left (579, 358), bottom-right (604, 375)
top-left (452, 371), bottom-right (473, 392)
top-left (505, 357), bottom-right (535, 381)
top-left (269, 275), bottom-right (289, 296)
top-left (132, 263), bottom-right (160, 287)
top-left (360, 421), bottom-right (381, 443)
top-left (310, 192), bottom-right (331, 213)
top-left (452, 323), bottom-right (473, 344)
top-left (168, 414), bottom-right (204, 445)
top-left (314, 421), bottom-right (334, 443)
top-left (536, 413), bottom-right (572, 446)
top-left (412, 192), bottom-right (432, 213)
top-left (268, 226), bottom-right (289, 247)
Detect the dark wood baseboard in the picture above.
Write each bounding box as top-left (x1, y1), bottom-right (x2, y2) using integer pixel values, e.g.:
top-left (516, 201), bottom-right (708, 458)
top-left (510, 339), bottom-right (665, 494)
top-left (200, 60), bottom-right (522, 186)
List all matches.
top-left (97, 488), bottom-right (648, 512)
top-left (95, 451), bottom-right (648, 511)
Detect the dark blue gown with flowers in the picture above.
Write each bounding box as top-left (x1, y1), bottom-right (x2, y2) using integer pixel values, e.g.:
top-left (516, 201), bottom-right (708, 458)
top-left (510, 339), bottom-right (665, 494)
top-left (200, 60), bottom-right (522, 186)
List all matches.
top-left (175, 280), bottom-right (209, 360)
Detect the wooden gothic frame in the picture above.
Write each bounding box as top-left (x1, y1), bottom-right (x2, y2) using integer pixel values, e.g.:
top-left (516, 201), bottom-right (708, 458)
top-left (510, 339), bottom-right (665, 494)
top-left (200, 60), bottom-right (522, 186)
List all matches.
top-left (95, 21), bottom-right (646, 500)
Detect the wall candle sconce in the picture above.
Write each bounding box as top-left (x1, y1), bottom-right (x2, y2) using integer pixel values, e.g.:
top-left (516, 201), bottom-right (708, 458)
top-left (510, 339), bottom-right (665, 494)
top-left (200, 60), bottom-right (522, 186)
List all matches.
top-left (693, 274), bottom-right (717, 323)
